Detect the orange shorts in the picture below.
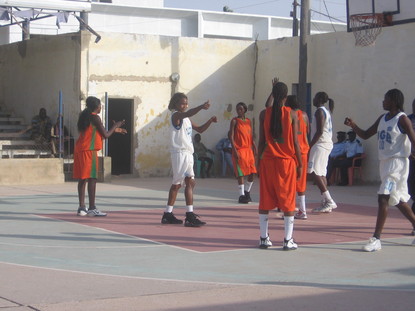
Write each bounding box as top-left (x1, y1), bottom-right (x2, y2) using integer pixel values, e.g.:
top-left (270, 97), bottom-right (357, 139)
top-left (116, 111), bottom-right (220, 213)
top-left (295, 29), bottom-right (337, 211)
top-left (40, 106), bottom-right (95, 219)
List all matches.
top-left (296, 153), bottom-right (308, 193)
top-left (232, 147), bottom-right (257, 177)
top-left (73, 150), bottom-right (99, 179)
top-left (259, 157), bottom-right (296, 212)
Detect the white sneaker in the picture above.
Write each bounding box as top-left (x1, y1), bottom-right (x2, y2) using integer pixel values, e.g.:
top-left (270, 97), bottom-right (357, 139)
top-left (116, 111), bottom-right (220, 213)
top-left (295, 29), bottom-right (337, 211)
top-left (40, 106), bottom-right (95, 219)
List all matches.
top-left (294, 210), bottom-right (308, 220)
top-left (259, 236), bottom-right (272, 249)
top-left (87, 208), bottom-right (107, 217)
top-left (325, 200), bottom-right (338, 210)
top-left (283, 238), bottom-right (298, 251)
top-left (363, 237), bottom-right (381, 252)
top-left (312, 205), bottom-right (332, 213)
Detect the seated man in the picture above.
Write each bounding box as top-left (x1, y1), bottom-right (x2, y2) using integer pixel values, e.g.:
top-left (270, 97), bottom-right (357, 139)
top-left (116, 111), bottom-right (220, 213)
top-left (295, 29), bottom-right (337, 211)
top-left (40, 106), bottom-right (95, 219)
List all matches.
top-left (193, 133), bottom-right (214, 178)
top-left (216, 135), bottom-right (234, 177)
top-left (333, 130), bottom-right (364, 186)
top-left (30, 108), bottom-right (53, 144)
top-left (326, 131), bottom-right (347, 183)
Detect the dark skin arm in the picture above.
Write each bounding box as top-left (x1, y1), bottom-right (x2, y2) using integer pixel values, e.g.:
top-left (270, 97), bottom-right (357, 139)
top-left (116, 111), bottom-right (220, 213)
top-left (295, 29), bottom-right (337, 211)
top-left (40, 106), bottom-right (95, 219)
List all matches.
top-left (257, 109), bottom-right (266, 168)
top-left (290, 109), bottom-right (303, 180)
top-left (309, 108), bottom-right (325, 148)
top-left (399, 115), bottom-right (415, 155)
top-left (229, 117), bottom-right (239, 159)
top-left (171, 100), bottom-right (217, 133)
top-left (344, 116), bottom-right (382, 140)
top-left (192, 116), bottom-right (217, 133)
top-left (92, 114), bottom-right (126, 138)
top-left (172, 101), bottom-right (210, 127)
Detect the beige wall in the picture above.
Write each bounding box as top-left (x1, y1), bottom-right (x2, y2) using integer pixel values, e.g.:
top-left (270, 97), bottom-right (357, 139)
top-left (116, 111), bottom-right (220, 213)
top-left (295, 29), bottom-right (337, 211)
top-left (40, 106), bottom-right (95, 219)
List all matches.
top-left (82, 33), bottom-right (254, 177)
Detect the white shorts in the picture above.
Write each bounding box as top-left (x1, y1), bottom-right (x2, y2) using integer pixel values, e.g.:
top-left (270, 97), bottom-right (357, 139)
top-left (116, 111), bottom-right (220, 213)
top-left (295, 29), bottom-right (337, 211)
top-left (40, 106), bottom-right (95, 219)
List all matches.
top-left (171, 151), bottom-right (194, 185)
top-left (378, 157), bottom-right (410, 206)
top-left (307, 144), bottom-right (332, 176)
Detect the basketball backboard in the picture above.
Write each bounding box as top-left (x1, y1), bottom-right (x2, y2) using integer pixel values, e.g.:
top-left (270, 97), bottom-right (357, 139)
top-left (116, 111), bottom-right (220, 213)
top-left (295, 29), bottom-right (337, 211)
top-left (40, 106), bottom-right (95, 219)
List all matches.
top-left (347, 0), bottom-right (415, 31)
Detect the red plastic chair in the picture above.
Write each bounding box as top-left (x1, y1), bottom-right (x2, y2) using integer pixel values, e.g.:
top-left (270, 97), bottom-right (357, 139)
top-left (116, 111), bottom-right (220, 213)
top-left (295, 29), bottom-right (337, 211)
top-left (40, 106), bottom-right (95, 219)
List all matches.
top-left (348, 153), bottom-right (366, 186)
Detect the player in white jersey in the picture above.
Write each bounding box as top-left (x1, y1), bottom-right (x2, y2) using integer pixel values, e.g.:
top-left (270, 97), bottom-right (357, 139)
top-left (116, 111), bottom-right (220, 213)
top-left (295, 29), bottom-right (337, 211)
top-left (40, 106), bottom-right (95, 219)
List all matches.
top-left (307, 92), bottom-right (337, 213)
top-left (345, 89), bottom-right (415, 252)
top-left (162, 92), bottom-right (217, 227)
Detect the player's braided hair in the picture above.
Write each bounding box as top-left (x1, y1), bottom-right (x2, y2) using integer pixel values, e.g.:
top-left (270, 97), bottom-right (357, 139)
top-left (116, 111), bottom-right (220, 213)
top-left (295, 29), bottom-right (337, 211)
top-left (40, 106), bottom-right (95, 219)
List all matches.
top-left (385, 89), bottom-right (404, 111)
top-left (77, 96), bottom-right (100, 132)
top-left (270, 82), bottom-right (288, 140)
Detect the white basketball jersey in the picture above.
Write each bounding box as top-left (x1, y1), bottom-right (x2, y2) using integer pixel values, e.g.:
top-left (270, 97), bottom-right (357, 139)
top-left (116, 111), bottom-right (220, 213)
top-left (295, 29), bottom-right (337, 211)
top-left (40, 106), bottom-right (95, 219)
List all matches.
top-left (311, 106), bottom-right (333, 150)
top-left (170, 112), bottom-right (194, 154)
top-left (378, 112), bottom-right (411, 160)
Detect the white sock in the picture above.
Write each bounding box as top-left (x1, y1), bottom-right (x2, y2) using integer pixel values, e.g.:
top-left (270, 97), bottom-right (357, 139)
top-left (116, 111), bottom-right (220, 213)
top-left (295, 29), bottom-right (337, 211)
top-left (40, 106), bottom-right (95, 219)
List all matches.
top-left (259, 214), bottom-right (269, 238)
top-left (186, 205), bottom-right (193, 213)
top-left (165, 205), bottom-right (173, 213)
top-left (284, 216), bottom-right (294, 241)
top-left (298, 195), bottom-right (306, 213)
top-left (245, 181), bottom-right (253, 192)
top-left (238, 184), bottom-right (245, 196)
top-left (322, 191), bottom-right (334, 203)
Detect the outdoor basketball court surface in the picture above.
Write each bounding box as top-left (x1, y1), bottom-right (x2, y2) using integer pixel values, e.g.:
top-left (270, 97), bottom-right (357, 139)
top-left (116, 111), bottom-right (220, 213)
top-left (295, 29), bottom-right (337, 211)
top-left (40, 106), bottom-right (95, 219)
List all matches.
top-left (0, 177), bottom-right (414, 310)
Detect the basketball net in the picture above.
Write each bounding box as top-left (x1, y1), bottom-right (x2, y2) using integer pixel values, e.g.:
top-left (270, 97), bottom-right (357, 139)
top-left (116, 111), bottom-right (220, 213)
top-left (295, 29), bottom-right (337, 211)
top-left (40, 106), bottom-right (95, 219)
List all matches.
top-left (350, 13), bottom-right (384, 47)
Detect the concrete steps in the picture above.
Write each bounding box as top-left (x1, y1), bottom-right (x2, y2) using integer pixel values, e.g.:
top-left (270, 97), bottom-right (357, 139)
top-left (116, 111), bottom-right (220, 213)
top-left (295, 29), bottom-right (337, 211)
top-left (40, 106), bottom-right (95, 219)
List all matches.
top-left (0, 110), bottom-right (53, 158)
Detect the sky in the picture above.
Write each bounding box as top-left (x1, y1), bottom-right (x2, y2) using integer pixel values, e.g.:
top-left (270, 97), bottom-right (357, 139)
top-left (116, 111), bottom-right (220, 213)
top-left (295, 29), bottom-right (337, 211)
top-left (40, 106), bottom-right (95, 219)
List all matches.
top-left (163, 0), bottom-right (348, 24)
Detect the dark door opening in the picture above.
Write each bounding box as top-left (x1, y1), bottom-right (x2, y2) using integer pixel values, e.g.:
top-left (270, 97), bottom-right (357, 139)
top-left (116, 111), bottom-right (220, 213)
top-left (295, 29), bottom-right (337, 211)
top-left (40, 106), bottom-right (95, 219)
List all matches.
top-left (108, 98), bottom-right (133, 175)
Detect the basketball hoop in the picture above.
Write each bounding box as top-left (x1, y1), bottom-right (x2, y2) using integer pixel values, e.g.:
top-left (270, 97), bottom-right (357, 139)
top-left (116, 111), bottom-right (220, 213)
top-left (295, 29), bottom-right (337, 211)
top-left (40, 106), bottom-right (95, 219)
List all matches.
top-left (350, 13), bottom-right (384, 47)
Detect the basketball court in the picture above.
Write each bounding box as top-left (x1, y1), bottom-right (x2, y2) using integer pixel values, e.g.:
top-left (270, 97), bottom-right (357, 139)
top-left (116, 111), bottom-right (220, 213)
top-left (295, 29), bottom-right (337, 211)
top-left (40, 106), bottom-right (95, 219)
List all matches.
top-left (0, 177), bottom-right (414, 310)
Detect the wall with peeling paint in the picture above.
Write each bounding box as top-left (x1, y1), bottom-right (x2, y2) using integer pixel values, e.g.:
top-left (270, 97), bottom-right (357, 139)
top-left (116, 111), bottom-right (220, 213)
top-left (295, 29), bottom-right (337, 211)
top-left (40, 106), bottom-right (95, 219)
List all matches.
top-left (82, 32), bottom-right (254, 177)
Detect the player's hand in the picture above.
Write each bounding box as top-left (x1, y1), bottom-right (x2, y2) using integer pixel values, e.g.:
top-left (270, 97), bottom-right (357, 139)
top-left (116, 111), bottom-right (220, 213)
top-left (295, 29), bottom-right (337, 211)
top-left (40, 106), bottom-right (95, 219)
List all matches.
top-left (202, 100), bottom-right (210, 110)
top-left (272, 77), bottom-right (279, 86)
top-left (211, 116), bottom-right (217, 123)
top-left (115, 128), bottom-right (127, 134)
top-left (344, 117), bottom-right (353, 127)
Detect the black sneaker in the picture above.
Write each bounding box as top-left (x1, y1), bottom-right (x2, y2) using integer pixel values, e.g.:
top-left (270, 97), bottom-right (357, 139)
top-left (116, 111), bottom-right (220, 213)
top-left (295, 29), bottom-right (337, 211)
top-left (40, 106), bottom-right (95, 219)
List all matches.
top-left (244, 191), bottom-right (252, 202)
top-left (161, 212), bottom-right (183, 224)
top-left (77, 207), bottom-right (88, 216)
top-left (184, 212), bottom-right (206, 227)
top-left (238, 195), bottom-right (249, 204)
top-left (259, 236), bottom-right (272, 249)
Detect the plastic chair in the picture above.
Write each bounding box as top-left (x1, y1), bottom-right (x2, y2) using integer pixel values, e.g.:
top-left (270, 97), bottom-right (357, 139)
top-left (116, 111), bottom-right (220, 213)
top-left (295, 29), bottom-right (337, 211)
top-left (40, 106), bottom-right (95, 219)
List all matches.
top-left (193, 152), bottom-right (215, 178)
top-left (194, 153), bottom-right (202, 178)
top-left (348, 153), bottom-right (366, 186)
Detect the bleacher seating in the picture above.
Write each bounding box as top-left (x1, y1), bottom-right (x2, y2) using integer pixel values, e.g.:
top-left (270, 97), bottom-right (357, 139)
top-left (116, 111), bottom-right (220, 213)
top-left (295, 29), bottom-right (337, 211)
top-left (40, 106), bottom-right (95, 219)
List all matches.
top-left (0, 110), bottom-right (53, 158)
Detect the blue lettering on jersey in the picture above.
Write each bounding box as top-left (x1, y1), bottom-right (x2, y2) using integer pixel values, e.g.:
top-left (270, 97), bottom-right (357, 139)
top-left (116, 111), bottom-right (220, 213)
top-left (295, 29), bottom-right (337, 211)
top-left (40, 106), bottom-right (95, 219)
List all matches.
top-left (378, 130), bottom-right (392, 150)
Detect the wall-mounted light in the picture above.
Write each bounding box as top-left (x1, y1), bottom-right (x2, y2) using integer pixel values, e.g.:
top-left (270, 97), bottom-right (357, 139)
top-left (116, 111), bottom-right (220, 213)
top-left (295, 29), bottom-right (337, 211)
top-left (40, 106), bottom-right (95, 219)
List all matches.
top-left (170, 73), bottom-right (180, 82)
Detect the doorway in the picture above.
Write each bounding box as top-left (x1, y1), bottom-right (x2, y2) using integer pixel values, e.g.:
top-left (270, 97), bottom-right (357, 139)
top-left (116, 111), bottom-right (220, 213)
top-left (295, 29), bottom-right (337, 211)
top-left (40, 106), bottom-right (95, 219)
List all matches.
top-left (108, 98), bottom-right (133, 175)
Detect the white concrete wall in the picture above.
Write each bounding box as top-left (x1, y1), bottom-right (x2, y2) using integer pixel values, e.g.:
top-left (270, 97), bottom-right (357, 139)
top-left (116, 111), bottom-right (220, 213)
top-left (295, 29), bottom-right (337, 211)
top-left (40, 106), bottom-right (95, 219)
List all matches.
top-left (3, 3), bottom-right (345, 44)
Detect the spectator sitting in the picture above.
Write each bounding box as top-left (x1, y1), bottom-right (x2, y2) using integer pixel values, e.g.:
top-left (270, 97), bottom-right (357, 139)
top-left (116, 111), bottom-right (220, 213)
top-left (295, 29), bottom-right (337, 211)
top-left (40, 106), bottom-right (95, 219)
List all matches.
top-left (193, 133), bottom-right (214, 178)
top-left (216, 135), bottom-right (234, 177)
top-left (332, 130), bottom-right (364, 186)
top-left (326, 131), bottom-right (347, 183)
top-left (22, 108), bottom-right (53, 144)
top-left (51, 116), bottom-right (74, 156)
